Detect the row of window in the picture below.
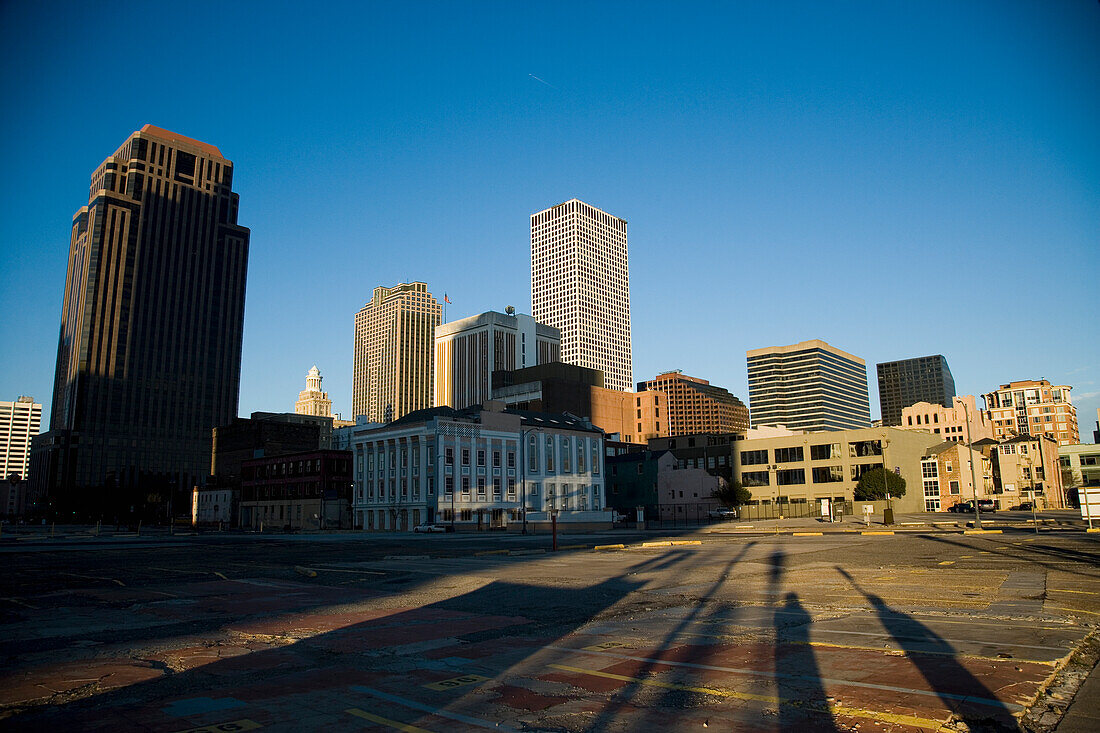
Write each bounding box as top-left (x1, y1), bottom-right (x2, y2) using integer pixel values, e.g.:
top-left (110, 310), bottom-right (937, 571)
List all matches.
top-left (741, 463), bottom-right (885, 486)
top-left (739, 441), bottom-right (882, 466)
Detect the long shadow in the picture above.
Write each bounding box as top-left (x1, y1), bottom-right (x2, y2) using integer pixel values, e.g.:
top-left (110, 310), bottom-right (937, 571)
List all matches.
top-left (3, 551), bottom-right (688, 731)
top-left (836, 566), bottom-right (1017, 730)
top-left (583, 542), bottom-right (757, 732)
top-left (920, 533), bottom-right (1100, 578)
top-left (772, 551), bottom-right (838, 732)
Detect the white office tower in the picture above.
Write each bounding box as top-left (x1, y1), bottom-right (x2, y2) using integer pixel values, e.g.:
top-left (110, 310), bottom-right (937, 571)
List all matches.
top-left (531, 199), bottom-right (633, 392)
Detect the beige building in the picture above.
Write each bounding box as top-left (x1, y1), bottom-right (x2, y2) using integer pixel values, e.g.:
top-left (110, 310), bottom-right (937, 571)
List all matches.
top-left (899, 396), bottom-right (993, 444)
top-left (982, 379), bottom-right (1079, 445)
top-left (987, 434), bottom-right (1065, 509)
top-left (295, 365), bottom-right (334, 417)
top-left (637, 371), bottom-right (749, 436)
top-left (531, 199), bottom-right (633, 392)
top-left (435, 310), bottom-right (560, 409)
top-left (353, 282), bottom-right (441, 423)
top-left (919, 442), bottom-right (992, 512)
top-left (734, 426), bottom-right (944, 514)
top-left (1, 396), bottom-right (42, 481)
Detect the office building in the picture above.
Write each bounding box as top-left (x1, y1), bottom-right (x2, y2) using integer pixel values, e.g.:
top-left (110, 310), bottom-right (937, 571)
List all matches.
top-left (435, 310), bottom-right (560, 409)
top-left (1, 396), bottom-right (41, 481)
top-left (531, 199), bottom-right (633, 392)
top-left (33, 126), bottom-right (249, 517)
top-left (349, 401), bottom-right (606, 532)
top-left (876, 355), bottom-right (955, 426)
top-left (353, 282), bottom-right (441, 423)
top-left (899, 396), bottom-right (994, 444)
top-left (491, 363), bottom-right (666, 444)
top-left (746, 339), bottom-right (870, 431)
top-left (982, 380), bottom-right (1079, 445)
top-left (637, 371), bottom-right (749, 436)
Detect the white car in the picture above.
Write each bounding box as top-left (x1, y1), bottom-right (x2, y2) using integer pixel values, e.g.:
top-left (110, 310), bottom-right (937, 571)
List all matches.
top-left (413, 523), bottom-right (448, 533)
top-left (708, 509), bottom-right (738, 519)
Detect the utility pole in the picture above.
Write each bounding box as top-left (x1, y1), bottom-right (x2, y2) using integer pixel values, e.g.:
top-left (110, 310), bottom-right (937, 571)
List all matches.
top-left (962, 399), bottom-right (983, 530)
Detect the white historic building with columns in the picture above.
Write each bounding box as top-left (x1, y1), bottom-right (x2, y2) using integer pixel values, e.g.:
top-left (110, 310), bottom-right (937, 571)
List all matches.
top-left (350, 401), bottom-right (607, 531)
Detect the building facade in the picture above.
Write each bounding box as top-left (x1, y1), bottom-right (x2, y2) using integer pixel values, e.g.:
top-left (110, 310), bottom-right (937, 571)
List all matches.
top-left (353, 282), bottom-right (441, 423)
top-left (987, 435), bottom-right (1065, 509)
top-left (34, 126), bottom-right (249, 518)
top-left (295, 366), bottom-right (334, 418)
top-left (982, 380), bottom-right (1079, 445)
top-left (733, 427), bottom-right (943, 514)
top-left (435, 310), bottom-right (560, 409)
top-left (899, 396), bottom-right (994, 444)
top-left (531, 199), bottom-right (633, 392)
top-left (1, 396), bottom-right (41, 481)
top-left (239, 449), bottom-right (353, 529)
top-left (210, 412), bottom-right (330, 492)
top-left (350, 402), bottom-right (606, 532)
top-left (637, 371), bottom-right (749, 436)
top-left (918, 442), bottom-right (992, 512)
top-left (747, 339), bottom-right (870, 431)
top-left (491, 363), bottom-right (666, 444)
top-left (876, 355), bottom-right (956, 427)
top-left (1059, 444), bottom-right (1100, 499)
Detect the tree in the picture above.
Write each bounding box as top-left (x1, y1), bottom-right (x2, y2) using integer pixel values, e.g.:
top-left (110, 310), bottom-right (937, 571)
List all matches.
top-left (854, 467), bottom-right (906, 501)
top-left (713, 478), bottom-right (752, 508)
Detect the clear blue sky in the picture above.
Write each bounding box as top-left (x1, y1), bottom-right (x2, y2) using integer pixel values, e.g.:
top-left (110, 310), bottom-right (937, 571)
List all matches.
top-left (2, 1), bottom-right (1098, 435)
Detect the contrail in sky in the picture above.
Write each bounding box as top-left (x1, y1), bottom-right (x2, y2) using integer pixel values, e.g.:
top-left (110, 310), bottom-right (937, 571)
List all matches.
top-left (528, 73), bottom-right (557, 89)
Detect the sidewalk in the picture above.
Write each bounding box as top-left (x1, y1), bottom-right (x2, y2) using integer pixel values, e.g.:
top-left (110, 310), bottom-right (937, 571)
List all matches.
top-left (1057, 660), bottom-right (1100, 732)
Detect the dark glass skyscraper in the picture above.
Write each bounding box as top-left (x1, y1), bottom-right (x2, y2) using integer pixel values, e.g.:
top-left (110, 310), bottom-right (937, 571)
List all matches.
top-left (876, 355), bottom-right (955, 427)
top-left (33, 126), bottom-right (249, 518)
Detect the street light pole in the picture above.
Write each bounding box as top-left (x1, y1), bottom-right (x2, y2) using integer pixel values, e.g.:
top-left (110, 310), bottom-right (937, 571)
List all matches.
top-left (962, 399), bottom-right (983, 530)
top-left (881, 436), bottom-right (893, 526)
top-left (1024, 453), bottom-right (1038, 534)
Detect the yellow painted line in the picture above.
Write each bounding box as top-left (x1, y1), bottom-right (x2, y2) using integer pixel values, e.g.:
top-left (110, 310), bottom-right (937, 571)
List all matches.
top-left (938, 561), bottom-right (955, 566)
top-left (583, 640), bottom-right (627, 651)
top-left (559, 544), bottom-right (589, 550)
top-left (862, 531), bottom-right (894, 536)
top-left (213, 571), bottom-right (228, 580)
top-left (959, 555), bottom-right (973, 559)
top-left (641, 541), bottom-right (672, 548)
top-left (1087, 528), bottom-right (1100, 534)
top-left (474, 549), bottom-right (508, 556)
top-left (594, 544), bottom-right (625, 551)
top-left (1050, 589), bottom-right (1100, 596)
top-left (669, 540), bottom-right (702, 546)
top-left (346, 708), bottom-right (432, 732)
top-left (1047, 606), bottom-right (1100, 617)
top-left (548, 664), bottom-right (948, 730)
top-left (423, 673), bottom-right (489, 691)
top-left (964, 529), bottom-right (1003, 535)
top-left (793, 532), bottom-right (823, 537)
top-left (174, 720), bottom-right (261, 733)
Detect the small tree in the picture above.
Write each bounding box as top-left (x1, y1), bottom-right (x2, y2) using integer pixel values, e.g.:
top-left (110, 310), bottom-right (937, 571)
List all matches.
top-left (713, 478), bottom-right (752, 508)
top-left (854, 468), bottom-right (906, 501)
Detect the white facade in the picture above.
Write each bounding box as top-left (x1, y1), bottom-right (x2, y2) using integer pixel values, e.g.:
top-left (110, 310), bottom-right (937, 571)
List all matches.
top-left (434, 311), bottom-right (561, 409)
top-left (1, 396), bottom-right (42, 481)
top-left (191, 487), bottom-right (235, 524)
top-left (350, 404), bottom-right (606, 531)
top-left (531, 199), bottom-right (633, 392)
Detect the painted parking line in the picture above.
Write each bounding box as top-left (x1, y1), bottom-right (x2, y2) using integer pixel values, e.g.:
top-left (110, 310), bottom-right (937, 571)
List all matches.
top-left (173, 720), bottom-right (261, 733)
top-left (797, 627), bottom-right (1072, 653)
top-left (544, 645), bottom-right (1025, 711)
top-left (347, 708), bottom-right (432, 732)
top-left (423, 674), bottom-right (489, 691)
top-left (548, 664), bottom-right (948, 731)
top-left (350, 685), bottom-right (518, 731)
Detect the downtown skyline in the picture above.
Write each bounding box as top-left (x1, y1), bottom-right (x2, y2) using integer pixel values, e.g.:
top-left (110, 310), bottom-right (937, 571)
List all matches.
top-left (1, 2), bottom-right (1098, 430)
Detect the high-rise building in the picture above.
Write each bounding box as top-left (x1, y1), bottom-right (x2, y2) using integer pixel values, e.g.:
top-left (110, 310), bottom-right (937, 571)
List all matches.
top-left (353, 282), bottom-right (441, 423)
top-left (1, 396), bottom-right (42, 481)
top-left (295, 366), bottom-right (334, 418)
top-left (876, 355), bottom-right (956, 427)
top-left (434, 310), bottom-right (560, 409)
top-left (637, 371), bottom-right (750, 436)
top-left (746, 339), bottom-right (870, 431)
top-left (531, 199), bottom-right (633, 392)
top-left (32, 126), bottom-right (249, 516)
top-left (982, 379), bottom-right (1079, 445)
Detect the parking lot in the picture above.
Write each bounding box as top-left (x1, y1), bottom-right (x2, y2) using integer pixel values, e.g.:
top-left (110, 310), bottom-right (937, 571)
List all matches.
top-left (1, 522), bottom-right (1098, 731)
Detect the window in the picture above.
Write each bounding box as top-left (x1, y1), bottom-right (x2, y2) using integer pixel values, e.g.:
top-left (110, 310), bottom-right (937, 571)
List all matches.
top-left (946, 462), bottom-right (953, 473)
top-left (810, 443), bottom-right (841, 460)
top-left (741, 449), bottom-right (768, 465)
top-left (461, 477), bottom-right (470, 494)
top-left (545, 437), bottom-right (555, 472)
top-left (462, 449), bottom-right (471, 466)
top-left (477, 450), bottom-right (486, 467)
top-left (507, 477), bottom-right (516, 494)
top-left (493, 450), bottom-right (501, 467)
top-left (776, 469), bottom-right (806, 485)
top-left (445, 476), bottom-right (453, 494)
top-left (507, 451), bottom-right (516, 468)
top-left (848, 441), bottom-right (882, 457)
top-left (562, 438), bottom-right (572, 472)
top-left (775, 446), bottom-right (804, 463)
top-left (811, 466), bottom-right (843, 483)
top-left (445, 447), bottom-right (454, 466)
top-left (949, 480), bottom-right (960, 495)
top-left (528, 435), bottom-right (538, 471)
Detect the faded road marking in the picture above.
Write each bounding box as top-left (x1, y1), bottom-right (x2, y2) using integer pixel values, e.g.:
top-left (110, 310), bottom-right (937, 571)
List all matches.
top-left (423, 674), bottom-right (488, 691)
top-left (350, 685), bottom-right (518, 731)
top-left (173, 720), bottom-right (260, 733)
top-left (347, 708), bottom-right (432, 732)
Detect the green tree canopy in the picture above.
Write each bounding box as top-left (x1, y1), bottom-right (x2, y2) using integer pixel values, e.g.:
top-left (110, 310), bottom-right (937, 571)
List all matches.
top-left (713, 479), bottom-right (752, 508)
top-left (854, 467), bottom-right (906, 501)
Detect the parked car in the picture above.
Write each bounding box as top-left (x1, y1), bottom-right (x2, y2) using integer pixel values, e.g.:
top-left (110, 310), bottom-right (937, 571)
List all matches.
top-left (708, 508), bottom-right (738, 519)
top-left (1013, 502), bottom-right (1033, 511)
top-left (413, 523), bottom-right (449, 533)
top-left (948, 500), bottom-right (996, 513)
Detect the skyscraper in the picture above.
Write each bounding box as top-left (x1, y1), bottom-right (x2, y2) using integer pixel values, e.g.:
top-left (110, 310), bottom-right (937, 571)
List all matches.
top-left (637, 371), bottom-right (750, 436)
top-left (1, 396), bottom-right (41, 481)
top-left (353, 282), bottom-right (441, 423)
top-left (434, 310), bottom-right (560, 409)
top-left (531, 199), bottom-right (633, 392)
top-left (876, 355), bottom-right (956, 426)
top-left (746, 339), bottom-right (870, 431)
top-left (33, 125), bottom-right (249, 516)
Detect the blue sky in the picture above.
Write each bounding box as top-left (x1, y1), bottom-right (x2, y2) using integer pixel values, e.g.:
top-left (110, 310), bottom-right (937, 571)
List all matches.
top-left (2, 1), bottom-right (1098, 435)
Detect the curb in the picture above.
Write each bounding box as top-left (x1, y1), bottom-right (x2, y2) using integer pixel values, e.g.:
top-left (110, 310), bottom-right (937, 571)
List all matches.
top-left (594, 543), bottom-right (625, 551)
top-left (963, 529), bottom-right (1003, 535)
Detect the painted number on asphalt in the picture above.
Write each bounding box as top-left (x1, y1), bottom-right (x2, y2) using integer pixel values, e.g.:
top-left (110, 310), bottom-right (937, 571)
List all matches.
top-left (584, 640), bottom-right (626, 651)
top-left (424, 674), bottom-right (488, 691)
top-left (175, 720), bottom-right (261, 733)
